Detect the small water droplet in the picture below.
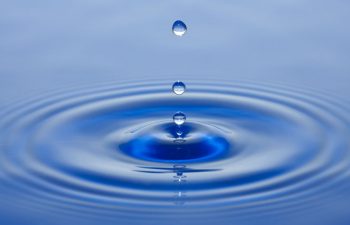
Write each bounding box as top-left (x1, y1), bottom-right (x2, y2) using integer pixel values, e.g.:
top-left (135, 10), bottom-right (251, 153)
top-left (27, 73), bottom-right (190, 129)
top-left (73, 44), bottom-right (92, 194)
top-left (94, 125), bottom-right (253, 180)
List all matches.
top-left (172, 20), bottom-right (187, 37)
top-left (173, 112), bottom-right (186, 126)
top-left (176, 129), bottom-right (183, 137)
top-left (176, 126), bottom-right (184, 138)
top-left (172, 81), bottom-right (186, 95)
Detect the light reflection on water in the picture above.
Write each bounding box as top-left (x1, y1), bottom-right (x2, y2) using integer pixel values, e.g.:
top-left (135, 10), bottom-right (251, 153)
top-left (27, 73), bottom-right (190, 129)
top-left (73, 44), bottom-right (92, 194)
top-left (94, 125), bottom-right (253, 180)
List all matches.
top-left (0, 80), bottom-right (350, 225)
top-left (1, 1), bottom-right (350, 225)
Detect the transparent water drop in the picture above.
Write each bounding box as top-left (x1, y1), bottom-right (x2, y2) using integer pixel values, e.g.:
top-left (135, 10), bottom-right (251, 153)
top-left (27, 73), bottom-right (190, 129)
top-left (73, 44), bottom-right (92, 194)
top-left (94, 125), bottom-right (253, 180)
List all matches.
top-left (172, 81), bottom-right (186, 95)
top-left (172, 20), bottom-right (187, 37)
top-left (176, 129), bottom-right (183, 137)
top-left (173, 112), bottom-right (186, 126)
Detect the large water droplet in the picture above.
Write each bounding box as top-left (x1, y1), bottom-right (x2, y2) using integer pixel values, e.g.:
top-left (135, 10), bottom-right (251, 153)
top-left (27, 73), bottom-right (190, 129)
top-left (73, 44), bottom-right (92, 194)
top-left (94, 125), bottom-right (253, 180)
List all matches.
top-left (172, 81), bottom-right (186, 95)
top-left (172, 20), bottom-right (187, 37)
top-left (173, 112), bottom-right (186, 126)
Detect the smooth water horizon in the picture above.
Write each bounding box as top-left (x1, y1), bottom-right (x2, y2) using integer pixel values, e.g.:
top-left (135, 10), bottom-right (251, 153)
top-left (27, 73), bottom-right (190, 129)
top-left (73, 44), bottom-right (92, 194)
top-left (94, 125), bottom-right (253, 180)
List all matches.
top-left (1, 1), bottom-right (350, 225)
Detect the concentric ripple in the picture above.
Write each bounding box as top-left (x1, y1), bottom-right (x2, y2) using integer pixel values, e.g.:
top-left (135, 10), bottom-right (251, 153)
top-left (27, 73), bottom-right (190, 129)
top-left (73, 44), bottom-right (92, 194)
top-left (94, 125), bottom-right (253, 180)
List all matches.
top-left (0, 80), bottom-right (349, 222)
top-left (119, 122), bottom-right (232, 163)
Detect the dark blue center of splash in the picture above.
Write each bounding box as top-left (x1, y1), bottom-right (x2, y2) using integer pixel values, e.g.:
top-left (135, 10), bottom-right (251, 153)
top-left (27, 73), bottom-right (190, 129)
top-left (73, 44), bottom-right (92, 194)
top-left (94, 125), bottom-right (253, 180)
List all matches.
top-left (119, 123), bottom-right (231, 163)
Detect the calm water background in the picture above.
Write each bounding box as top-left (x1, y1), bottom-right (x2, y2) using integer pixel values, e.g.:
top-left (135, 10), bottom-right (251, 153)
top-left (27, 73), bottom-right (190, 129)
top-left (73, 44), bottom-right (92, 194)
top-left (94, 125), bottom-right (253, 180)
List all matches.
top-left (1, 1), bottom-right (350, 225)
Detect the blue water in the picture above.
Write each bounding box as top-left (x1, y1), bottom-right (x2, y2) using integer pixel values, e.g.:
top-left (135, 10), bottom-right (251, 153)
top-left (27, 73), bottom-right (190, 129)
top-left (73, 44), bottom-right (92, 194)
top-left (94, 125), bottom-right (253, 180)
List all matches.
top-left (1, 2), bottom-right (350, 225)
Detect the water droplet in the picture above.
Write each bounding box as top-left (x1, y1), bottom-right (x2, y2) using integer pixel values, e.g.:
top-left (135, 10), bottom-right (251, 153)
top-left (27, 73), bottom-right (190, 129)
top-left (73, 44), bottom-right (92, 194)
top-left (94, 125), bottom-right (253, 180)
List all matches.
top-left (172, 81), bottom-right (186, 95)
top-left (173, 112), bottom-right (186, 126)
top-left (176, 130), bottom-right (183, 136)
top-left (172, 20), bottom-right (187, 37)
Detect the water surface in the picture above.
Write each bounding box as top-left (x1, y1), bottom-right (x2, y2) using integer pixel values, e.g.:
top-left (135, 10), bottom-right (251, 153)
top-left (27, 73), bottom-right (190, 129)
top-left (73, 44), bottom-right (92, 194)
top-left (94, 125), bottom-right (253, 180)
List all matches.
top-left (1, 1), bottom-right (350, 225)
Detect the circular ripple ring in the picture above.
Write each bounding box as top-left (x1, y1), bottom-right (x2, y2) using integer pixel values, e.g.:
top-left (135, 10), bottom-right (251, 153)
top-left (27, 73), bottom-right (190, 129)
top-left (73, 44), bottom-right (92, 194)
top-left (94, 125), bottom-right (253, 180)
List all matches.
top-left (0, 80), bottom-right (349, 220)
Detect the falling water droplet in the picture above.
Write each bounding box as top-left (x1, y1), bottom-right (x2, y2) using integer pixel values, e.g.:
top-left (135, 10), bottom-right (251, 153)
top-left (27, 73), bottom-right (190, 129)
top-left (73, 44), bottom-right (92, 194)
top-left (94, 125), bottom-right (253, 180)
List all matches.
top-left (172, 81), bottom-right (186, 95)
top-left (173, 112), bottom-right (186, 126)
top-left (172, 20), bottom-right (187, 37)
